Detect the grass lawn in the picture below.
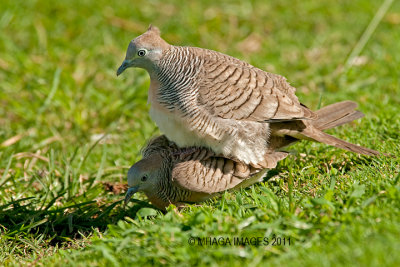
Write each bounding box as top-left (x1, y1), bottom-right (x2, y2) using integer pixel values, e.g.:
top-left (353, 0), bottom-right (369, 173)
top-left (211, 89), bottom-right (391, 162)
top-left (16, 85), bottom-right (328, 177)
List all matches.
top-left (1, 0), bottom-right (399, 265)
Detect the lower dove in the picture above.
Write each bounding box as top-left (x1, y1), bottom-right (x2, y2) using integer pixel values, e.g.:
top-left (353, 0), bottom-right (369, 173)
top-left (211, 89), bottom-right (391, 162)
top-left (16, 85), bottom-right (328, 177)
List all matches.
top-left (125, 101), bottom-right (368, 210)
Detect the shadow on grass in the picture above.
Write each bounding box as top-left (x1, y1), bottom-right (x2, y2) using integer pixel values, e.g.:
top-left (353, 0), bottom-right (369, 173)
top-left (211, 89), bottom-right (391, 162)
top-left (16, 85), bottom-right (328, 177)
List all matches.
top-left (264, 152), bottom-right (377, 182)
top-left (0, 194), bottom-right (156, 246)
top-left (316, 154), bottom-right (378, 174)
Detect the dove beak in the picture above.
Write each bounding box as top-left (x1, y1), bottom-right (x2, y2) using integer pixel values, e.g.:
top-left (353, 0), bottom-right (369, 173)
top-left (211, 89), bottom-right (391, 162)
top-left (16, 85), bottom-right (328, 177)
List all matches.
top-left (117, 60), bottom-right (132, 76)
top-left (124, 186), bottom-right (140, 205)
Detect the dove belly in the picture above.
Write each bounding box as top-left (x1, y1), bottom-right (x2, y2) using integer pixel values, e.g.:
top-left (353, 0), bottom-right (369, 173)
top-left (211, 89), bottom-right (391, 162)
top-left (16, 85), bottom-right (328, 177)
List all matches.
top-left (149, 105), bottom-right (268, 165)
top-left (149, 105), bottom-right (207, 147)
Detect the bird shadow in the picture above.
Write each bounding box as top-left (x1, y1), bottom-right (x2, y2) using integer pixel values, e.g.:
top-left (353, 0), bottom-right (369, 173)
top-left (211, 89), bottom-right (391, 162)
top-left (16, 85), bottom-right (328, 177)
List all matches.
top-left (264, 152), bottom-right (377, 183)
top-left (0, 194), bottom-right (155, 247)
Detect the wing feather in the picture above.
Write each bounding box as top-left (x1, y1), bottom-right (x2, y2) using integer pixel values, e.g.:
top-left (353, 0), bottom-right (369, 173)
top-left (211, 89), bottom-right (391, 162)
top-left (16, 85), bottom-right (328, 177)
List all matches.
top-left (197, 49), bottom-right (317, 122)
top-left (171, 148), bottom-right (289, 194)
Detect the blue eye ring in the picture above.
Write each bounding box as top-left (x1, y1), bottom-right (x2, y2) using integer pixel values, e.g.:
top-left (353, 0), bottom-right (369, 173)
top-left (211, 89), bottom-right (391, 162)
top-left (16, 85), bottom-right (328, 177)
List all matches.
top-left (137, 49), bottom-right (147, 57)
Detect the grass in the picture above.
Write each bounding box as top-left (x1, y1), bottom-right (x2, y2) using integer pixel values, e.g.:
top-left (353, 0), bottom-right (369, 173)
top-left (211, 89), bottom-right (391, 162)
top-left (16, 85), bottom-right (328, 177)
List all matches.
top-left (0, 0), bottom-right (399, 265)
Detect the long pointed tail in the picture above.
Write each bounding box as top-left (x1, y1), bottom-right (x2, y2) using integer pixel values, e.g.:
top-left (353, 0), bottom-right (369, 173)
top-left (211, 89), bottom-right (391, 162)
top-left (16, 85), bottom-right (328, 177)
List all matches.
top-left (271, 101), bottom-right (382, 156)
top-left (301, 127), bottom-right (381, 156)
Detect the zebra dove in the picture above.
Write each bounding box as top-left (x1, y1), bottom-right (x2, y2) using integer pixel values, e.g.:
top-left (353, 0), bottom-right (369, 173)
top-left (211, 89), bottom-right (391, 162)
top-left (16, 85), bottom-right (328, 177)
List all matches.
top-left (125, 101), bottom-right (369, 210)
top-left (124, 135), bottom-right (288, 210)
top-left (117, 26), bottom-right (381, 167)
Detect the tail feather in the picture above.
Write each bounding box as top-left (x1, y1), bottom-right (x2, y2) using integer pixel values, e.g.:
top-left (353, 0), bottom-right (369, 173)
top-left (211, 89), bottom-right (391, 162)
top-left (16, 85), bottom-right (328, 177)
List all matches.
top-left (271, 100), bottom-right (382, 156)
top-left (306, 101), bottom-right (381, 156)
top-left (301, 127), bottom-right (381, 156)
top-left (314, 101), bottom-right (364, 130)
top-left (318, 110), bottom-right (364, 131)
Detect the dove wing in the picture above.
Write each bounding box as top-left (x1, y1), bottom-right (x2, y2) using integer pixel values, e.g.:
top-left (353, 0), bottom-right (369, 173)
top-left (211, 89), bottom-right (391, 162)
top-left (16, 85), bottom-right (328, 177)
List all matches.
top-left (171, 148), bottom-right (288, 194)
top-left (197, 50), bottom-right (316, 122)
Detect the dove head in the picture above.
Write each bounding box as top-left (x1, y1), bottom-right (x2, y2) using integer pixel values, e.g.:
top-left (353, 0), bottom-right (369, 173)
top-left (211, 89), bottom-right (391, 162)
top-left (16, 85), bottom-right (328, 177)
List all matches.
top-left (117, 25), bottom-right (170, 76)
top-left (124, 153), bottom-right (171, 205)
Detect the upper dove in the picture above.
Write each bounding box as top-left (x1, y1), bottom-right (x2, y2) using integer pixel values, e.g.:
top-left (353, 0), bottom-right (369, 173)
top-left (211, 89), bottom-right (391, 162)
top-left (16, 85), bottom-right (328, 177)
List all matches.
top-left (117, 26), bottom-right (381, 166)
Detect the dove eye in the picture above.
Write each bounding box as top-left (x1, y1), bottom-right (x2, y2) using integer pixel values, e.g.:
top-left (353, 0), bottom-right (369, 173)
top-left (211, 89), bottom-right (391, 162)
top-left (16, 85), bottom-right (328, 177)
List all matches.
top-left (141, 175), bottom-right (148, 182)
top-left (137, 49), bottom-right (147, 57)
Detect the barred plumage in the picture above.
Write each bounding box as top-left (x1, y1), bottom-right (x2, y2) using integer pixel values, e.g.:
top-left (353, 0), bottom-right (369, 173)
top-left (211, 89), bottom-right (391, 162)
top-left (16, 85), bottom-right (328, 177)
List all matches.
top-left (118, 26), bottom-right (381, 168)
top-left (126, 135), bottom-right (288, 210)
